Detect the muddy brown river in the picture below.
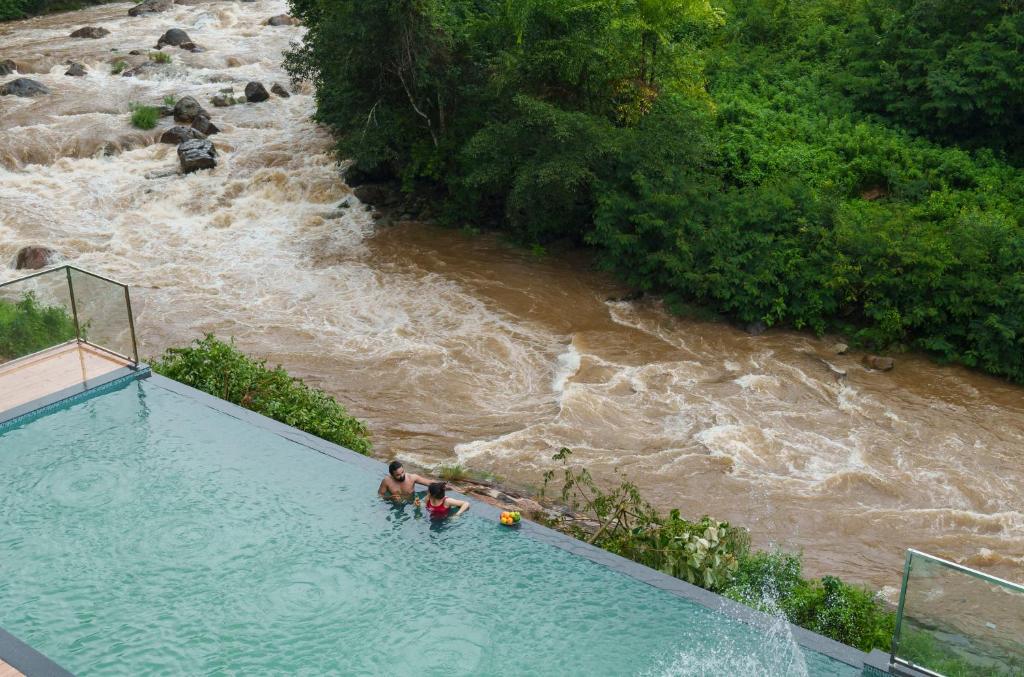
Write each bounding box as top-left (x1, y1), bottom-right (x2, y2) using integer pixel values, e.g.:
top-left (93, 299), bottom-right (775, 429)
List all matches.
top-left (2, 0), bottom-right (1022, 595)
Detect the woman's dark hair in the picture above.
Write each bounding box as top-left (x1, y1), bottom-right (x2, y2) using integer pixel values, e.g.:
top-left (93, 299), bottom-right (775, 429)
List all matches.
top-left (428, 482), bottom-right (446, 499)
top-left (388, 460), bottom-right (403, 475)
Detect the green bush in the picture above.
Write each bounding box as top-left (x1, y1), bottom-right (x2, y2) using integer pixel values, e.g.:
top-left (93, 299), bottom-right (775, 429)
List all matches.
top-left (0, 293), bottom-right (77, 361)
top-left (110, 59), bottom-right (128, 75)
top-left (148, 51), bottom-right (171, 64)
top-left (151, 335), bottom-right (372, 454)
top-left (129, 103), bottom-right (159, 129)
top-left (724, 550), bottom-right (896, 652)
top-left (162, 94), bottom-right (176, 105)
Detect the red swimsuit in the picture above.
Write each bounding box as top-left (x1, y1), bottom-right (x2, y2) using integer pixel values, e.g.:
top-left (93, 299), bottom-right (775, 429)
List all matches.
top-left (425, 498), bottom-right (449, 518)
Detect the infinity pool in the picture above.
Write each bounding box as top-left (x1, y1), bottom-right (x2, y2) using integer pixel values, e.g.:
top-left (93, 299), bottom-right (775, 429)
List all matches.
top-left (0, 379), bottom-right (859, 675)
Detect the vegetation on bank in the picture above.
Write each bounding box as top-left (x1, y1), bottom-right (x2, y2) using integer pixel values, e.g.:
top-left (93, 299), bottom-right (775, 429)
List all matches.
top-left (286, 0), bottom-right (1024, 383)
top-left (540, 448), bottom-right (895, 652)
top-left (151, 335), bottom-right (373, 455)
top-left (129, 103), bottom-right (159, 130)
top-left (0, 0), bottom-right (119, 21)
top-left (0, 293), bottom-right (77, 361)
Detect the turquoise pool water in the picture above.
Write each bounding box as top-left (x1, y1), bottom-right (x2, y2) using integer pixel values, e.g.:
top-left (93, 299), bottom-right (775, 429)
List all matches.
top-left (0, 380), bottom-right (859, 676)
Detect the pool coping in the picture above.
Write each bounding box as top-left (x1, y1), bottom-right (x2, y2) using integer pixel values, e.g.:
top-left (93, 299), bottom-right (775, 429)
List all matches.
top-left (0, 627), bottom-right (74, 677)
top-left (143, 373), bottom-right (871, 672)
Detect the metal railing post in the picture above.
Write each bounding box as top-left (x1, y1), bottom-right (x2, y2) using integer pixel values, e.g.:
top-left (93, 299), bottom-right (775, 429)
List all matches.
top-left (65, 266), bottom-right (82, 343)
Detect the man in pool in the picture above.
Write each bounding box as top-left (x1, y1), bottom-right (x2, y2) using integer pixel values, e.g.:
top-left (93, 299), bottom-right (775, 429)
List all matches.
top-left (377, 460), bottom-right (433, 503)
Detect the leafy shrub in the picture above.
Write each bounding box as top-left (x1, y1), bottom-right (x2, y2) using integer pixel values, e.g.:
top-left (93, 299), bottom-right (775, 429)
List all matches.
top-left (724, 550), bottom-right (896, 652)
top-left (151, 335), bottom-right (372, 454)
top-left (0, 293), bottom-right (77, 361)
top-left (129, 103), bottom-right (159, 129)
top-left (162, 94), bottom-right (176, 105)
top-left (110, 59), bottom-right (128, 75)
top-left (148, 51), bottom-right (170, 64)
top-left (436, 464), bottom-right (469, 482)
top-left (542, 448), bottom-right (749, 592)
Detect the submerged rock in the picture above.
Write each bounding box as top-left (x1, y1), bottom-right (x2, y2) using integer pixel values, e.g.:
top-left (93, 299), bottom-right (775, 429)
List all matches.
top-left (265, 14), bottom-right (297, 26)
top-left (0, 59), bottom-right (15, 76)
top-left (270, 82), bottom-right (290, 98)
top-left (745, 321), bottom-right (767, 336)
top-left (177, 139), bottom-right (217, 173)
top-left (0, 78), bottom-right (50, 97)
top-left (15, 246), bottom-right (58, 270)
top-left (244, 81), bottom-right (269, 102)
top-left (864, 355), bottom-right (895, 371)
top-left (190, 113), bottom-right (219, 135)
top-left (173, 95), bottom-right (204, 123)
top-left (832, 342), bottom-right (849, 355)
top-left (129, 0), bottom-right (173, 16)
top-left (353, 183), bottom-right (399, 207)
top-left (64, 62), bottom-right (87, 77)
top-left (160, 126), bottom-right (206, 144)
top-left (70, 26), bottom-right (110, 39)
top-left (156, 28), bottom-right (191, 48)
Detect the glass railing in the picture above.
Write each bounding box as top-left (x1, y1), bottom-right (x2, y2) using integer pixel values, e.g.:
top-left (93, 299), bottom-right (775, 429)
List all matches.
top-left (892, 549), bottom-right (1024, 677)
top-left (0, 265), bottom-right (139, 366)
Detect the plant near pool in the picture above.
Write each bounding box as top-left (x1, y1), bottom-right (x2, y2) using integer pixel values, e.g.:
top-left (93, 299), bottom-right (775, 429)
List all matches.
top-left (0, 293), bottom-right (77, 361)
top-left (148, 51), bottom-right (170, 64)
top-left (541, 448), bottom-right (749, 592)
top-left (128, 103), bottom-right (159, 129)
top-left (151, 335), bottom-right (372, 454)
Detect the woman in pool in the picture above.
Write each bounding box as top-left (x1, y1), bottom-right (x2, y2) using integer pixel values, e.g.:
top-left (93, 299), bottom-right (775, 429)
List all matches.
top-left (424, 482), bottom-right (470, 519)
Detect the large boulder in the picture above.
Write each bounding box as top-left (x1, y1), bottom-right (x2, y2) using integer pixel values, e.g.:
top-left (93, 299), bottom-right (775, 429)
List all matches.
top-left (190, 113), bottom-right (219, 135)
top-left (864, 355), bottom-right (895, 371)
top-left (172, 95), bottom-right (204, 123)
top-left (244, 81), bottom-right (269, 102)
top-left (70, 26), bottom-right (110, 39)
top-left (64, 62), bottom-right (87, 77)
top-left (15, 246), bottom-right (58, 270)
top-left (156, 28), bottom-right (191, 48)
top-left (0, 78), bottom-right (49, 97)
top-left (270, 82), bottom-right (290, 98)
top-left (265, 14), bottom-right (297, 26)
top-left (160, 126), bottom-right (206, 144)
top-left (177, 139), bottom-right (217, 173)
top-left (128, 0), bottom-right (173, 16)
top-left (0, 59), bottom-right (15, 76)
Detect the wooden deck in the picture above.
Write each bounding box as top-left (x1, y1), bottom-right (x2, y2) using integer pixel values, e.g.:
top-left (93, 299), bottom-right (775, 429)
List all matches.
top-left (0, 342), bottom-right (131, 415)
top-left (0, 658), bottom-right (24, 677)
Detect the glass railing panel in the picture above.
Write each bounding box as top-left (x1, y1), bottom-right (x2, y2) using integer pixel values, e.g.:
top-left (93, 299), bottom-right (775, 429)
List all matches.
top-left (893, 550), bottom-right (1024, 677)
top-left (67, 268), bottom-right (137, 362)
top-left (0, 268), bottom-right (77, 364)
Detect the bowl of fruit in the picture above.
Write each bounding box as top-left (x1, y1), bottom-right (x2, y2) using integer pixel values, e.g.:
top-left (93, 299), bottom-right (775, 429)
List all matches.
top-left (500, 511), bottom-right (521, 527)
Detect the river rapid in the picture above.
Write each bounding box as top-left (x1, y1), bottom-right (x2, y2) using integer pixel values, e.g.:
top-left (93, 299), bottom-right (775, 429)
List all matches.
top-left (2, 0), bottom-right (1022, 593)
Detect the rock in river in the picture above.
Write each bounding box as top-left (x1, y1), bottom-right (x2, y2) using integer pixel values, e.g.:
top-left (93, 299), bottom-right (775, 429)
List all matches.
top-left (70, 26), bottom-right (110, 39)
top-left (160, 126), bottom-right (206, 145)
top-left (156, 28), bottom-right (191, 48)
top-left (65, 63), bottom-right (87, 77)
top-left (244, 81), bottom-right (269, 102)
top-left (15, 246), bottom-right (58, 270)
top-left (270, 82), bottom-right (290, 98)
top-left (173, 95), bottom-right (205, 123)
top-left (177, 139), bottom-right (217, 173)
top-left (0, 78), bottom-right (49, 97)
top-left (128, 0), bottom-right (173, 17)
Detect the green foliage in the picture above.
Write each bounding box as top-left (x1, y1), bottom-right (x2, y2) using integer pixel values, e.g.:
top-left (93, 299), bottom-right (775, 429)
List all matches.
top-left (162, 94), bottom-right (176, 105)
top-left (436, 463), bottom-right (469, 482)
top-left (723, 550), bottom-right (896, 652)
top-left (110, 59), bottom-right (128, 75)
top-left (129, 103), bottom-right (159, 129)
top-left (291, 0), bottom-right (1024, 383)
top-left (542, 448), bottom-right (749, 592)
top-left (151, 335), bottom-right (372, 454)
top-left (148, 51), bottom-right (171, 64)
top-left (0, 0), bottom-right (117, 20)
top-left (898, 629), bottom-right (1024, 677)
top-left (0, 293), bottom-right (77, 361)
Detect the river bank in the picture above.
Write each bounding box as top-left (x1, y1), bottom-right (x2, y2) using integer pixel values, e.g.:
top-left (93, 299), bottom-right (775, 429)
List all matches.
top-left (2, 0), bottom-right (1022, 593)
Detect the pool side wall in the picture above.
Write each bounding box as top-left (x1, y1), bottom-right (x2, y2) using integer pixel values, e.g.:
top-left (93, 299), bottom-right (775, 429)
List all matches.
top-left (145, 373), bottom-right (870, 671)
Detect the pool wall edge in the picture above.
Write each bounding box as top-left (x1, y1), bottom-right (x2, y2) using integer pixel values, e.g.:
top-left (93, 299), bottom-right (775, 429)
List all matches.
top-left (145, 373), bottom-right (871, 671)
top-left (0, 627), bottom-right (75, 677)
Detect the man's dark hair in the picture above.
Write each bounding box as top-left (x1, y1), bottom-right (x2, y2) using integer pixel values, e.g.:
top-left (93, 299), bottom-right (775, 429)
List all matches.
top-left (428, 482), bottom-right (446, 499)
top-left (388, 460), bottom-right (403, 475)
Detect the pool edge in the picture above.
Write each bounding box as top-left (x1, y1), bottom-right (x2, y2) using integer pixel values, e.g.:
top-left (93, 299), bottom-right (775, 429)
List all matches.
top-left (144, 373), bottom-right (870, 672)
top-left (0, 627), bottom-right (74, 677)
